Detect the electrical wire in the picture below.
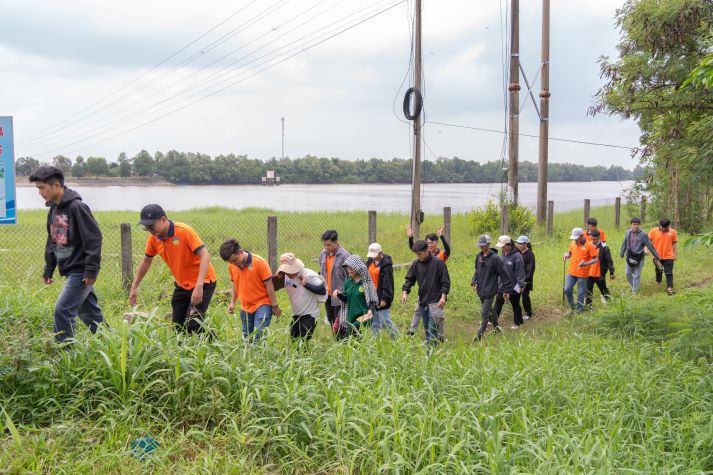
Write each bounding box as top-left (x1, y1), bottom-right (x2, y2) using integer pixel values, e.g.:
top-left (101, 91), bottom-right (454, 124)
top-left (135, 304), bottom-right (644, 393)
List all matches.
top-left (25, 1), bottom-right (407, 157)
top-left (23, 1), bottom-right (403, 157)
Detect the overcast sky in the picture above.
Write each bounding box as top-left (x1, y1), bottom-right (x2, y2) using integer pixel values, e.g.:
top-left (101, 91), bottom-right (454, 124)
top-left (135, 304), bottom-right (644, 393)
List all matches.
top-left (1, 0), bottom-right (640, 167)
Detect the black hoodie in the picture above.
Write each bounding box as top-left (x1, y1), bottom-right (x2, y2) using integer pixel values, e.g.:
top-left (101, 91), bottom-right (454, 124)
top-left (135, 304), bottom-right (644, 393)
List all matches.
top-left (43, 188), bottom-right (102, 280)
top-left (366, 254), bottom-right (394, 309)
top-left (402, 254), bottom-right (451, 305)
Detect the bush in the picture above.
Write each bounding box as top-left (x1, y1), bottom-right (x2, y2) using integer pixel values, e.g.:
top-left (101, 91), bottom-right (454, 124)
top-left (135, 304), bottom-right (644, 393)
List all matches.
top-left (467, 200), bottom-right (535, 237)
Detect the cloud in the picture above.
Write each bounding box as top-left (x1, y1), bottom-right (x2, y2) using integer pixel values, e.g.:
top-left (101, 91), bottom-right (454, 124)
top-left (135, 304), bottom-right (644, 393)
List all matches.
top-left (0, 0), bottom-right (640, 168)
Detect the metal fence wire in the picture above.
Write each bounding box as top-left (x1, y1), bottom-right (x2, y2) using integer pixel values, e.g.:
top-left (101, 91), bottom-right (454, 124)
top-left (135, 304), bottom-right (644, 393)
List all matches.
top-left (0, 197), bottom-right (640, 296)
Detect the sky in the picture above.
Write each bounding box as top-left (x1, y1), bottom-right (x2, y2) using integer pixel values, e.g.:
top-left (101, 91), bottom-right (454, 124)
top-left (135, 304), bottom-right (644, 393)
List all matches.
top-left (0, 0), bottom-right (641, 168)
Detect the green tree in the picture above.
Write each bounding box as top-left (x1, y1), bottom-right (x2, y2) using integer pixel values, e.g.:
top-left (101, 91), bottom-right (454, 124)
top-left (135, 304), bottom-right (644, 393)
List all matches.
top-left (85, 156), bottom-right (109, 176)
top-left (132, 149), bottom-right (155, 177)
top-left (71, 156), bottom-right (86, 177)
top-left (15, 157), bottom-right (40, 176)
top-left (52, 155), bottom-right (72, 175)
top-left (117, 152), bottom-right (132, 177)
top-left (591, 0), bottom-right (713, 231)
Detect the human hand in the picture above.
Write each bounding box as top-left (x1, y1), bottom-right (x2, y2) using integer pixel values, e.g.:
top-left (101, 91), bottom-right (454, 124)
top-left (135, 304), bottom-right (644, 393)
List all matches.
top-left (401, 292), bottom-right (408, 305)
top-left (83, 277), bottom-right (96, 286)
top-left (129, 287), bottom-right (139, 306)
top-left (43, 276), bottom-right (53, 285)
top-left (191, 285), bottom-right (204, 306)
top-left (437, 296), bottom-right (446, 309)
top-left (406, 225), bottom-right (413, 238)
top-left (228, 302), bottom-right (236, 314)
top-left (332, 289), bottom-right (340, 299)
top-left (437, 225), bottom-right (445, 237)
top-left (272, 305), bottom-right (282, 317)
top-left (503, 293), bottom-right (510, 302)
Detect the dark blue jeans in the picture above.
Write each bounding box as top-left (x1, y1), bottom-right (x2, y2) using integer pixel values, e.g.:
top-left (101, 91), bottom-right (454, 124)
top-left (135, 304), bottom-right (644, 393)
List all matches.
top-left (240, 304), bottom-right (273, 342)
top-left (54, 272), bottom-right (106, 343)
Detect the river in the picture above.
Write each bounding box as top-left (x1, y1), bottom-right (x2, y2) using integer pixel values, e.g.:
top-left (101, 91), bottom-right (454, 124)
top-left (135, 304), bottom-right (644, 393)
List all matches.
top-left (16, 181), bottom-right (631, 212)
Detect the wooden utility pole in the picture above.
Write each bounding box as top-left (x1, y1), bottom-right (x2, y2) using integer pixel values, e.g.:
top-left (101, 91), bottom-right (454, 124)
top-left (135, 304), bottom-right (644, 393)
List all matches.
top-left (281, 117), bottom-right (285, 160)
top-left (508, 0), bottom-right (520, 204)
top-left (536, 0), bottom-right (551, 225)
top-left (410, 0), bottom-right (423, 239)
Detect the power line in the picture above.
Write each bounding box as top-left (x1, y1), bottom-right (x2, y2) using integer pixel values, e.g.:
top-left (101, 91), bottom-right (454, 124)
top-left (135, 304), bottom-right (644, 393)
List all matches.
top-left (27, 1), bottom-right (407, 157)
top-left (426, 120), bottom-right (636, 150)
top-left (21, 0), bottom-right (294, 147)
top-left (23, 0), bottom-right (400, 157)
top-left (19, 0), bottom-right (262, 145)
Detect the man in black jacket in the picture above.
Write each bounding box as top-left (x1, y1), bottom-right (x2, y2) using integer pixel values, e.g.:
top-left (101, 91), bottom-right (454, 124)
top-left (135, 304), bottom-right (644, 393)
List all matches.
top-left (30, 166), bottom-right (106, 343)
top-left (402, 240), bottom-right (450, 346)
top-left (366, 243), bottom-right (399, 337)
top-left (471, 235), bottom-right (509, 340)
top-left (585, 229), bottom-right (615, 306)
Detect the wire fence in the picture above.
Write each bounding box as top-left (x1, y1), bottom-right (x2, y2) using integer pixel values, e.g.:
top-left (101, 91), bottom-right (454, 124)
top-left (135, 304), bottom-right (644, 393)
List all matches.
top-left (0, 196), bottom-right (645, 295)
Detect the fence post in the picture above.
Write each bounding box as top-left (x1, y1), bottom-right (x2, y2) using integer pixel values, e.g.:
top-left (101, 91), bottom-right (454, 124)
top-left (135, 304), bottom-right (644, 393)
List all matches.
top-left (500, 203), bottom-right (509, 235)
top-left (120, 223), bottom-right (133, 291)
top-left (547, 201), bottom-right (554, 236)
top-left (615, 196), bottom-right (621, 229)
top-left (443, 207), bottom-right (452, 244)
top-left (583, 199), bottom-right (590, 226)
top-left (267, 216), bottom-right (278, 272)
top-left (641, 196), bottom-right (647, 223)
top-left (368, 210), bottom-right (377, 244)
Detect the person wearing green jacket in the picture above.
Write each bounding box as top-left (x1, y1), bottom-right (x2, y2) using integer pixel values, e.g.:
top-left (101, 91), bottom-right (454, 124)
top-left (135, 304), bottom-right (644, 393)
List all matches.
top-left (332, 255), bottom-right (379, 340)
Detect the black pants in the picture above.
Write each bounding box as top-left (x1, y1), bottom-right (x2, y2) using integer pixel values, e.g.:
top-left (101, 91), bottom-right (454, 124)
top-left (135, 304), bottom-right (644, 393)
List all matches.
top-left (494, 291), bottom-right (523, 326)
top-left (521, 283), bottom-right (533, 317)
top-left (325, 296), bottom-right (339, 328)
top-left (477, 296), bottom-right (496, 338)
top-left (171, 281), bottom-right (216, 334)
top-left (655, 259), bottom-right (674, 288)
top-left (585, 275), bottom-right (611, 307)
top-left (290, 314), bottom-right (316, 341)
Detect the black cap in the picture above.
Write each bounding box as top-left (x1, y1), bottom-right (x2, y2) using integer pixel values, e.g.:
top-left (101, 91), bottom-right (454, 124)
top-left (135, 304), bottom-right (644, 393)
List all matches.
top-left (138, 204), bottom-right (166, 225)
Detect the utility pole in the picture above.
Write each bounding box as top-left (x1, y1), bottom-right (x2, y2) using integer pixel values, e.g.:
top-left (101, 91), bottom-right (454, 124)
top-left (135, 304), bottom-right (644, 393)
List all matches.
top-left (410, 0), bottom-right (423, 239)
top-left (508, 0), bottom-right (520, 204)
top-left (536, 0), bottom-right (551, 225)
top-left (281, 117), bottom-right (285, 160)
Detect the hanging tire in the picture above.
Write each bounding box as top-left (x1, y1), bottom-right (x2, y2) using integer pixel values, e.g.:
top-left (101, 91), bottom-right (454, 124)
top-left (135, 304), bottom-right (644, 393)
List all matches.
top-left (403, 87), bottom-right (423, 121)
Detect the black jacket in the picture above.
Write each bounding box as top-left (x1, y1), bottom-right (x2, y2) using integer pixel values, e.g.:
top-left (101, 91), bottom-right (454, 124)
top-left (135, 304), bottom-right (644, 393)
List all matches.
top-left (595, 241), bottom-right (615, 277)
top-left (43, 188), bottom-right (102, 280)
top-left (402, 255), bottom-right (450, 305)
top-left (471, 249), bottom-right (507, 299)
top-left (520, 247), bottom-right (536, 290)
top-left (498, 250), bottom-right (527, 294)
top-left (366, 254), bottom-right (394, 309)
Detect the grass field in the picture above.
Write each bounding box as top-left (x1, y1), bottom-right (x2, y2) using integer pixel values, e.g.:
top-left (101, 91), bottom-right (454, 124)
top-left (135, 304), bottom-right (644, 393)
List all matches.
top-left (1, 205), bottom-right (713, 472)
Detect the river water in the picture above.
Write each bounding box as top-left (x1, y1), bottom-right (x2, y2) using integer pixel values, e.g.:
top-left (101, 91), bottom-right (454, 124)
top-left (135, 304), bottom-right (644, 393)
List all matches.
top-left (16, 181), bottom-right (631, 212)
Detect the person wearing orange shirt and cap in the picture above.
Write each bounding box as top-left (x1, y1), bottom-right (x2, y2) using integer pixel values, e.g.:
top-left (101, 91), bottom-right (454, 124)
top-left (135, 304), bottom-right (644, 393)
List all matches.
top-left (129, 204), bottom-right (217, 334)
top-left (563, 227), bottom-right (599, 313)
top-left (648, 218), bottom-right (678, 295)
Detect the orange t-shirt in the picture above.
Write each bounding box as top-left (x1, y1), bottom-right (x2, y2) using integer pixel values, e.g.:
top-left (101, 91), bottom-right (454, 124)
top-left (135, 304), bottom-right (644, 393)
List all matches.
top-left (228, 253), bottom-right (273, 313)
top-left (648, 227), bottom-right (677, 260)
top-left (589, 244), bottom-right (602, 278)
top-left (325, 254), bottom-right (335, 293)
top-left (568, 240), bottom-right (599, 278)
top-left (145, 221), bottom-right (217, 290)
top-left (585, 228), bottom-right (607, 243)
top-left (435, 249), bottom-right (448, 262)
top-left (368, 262), bottom-right (380, 287)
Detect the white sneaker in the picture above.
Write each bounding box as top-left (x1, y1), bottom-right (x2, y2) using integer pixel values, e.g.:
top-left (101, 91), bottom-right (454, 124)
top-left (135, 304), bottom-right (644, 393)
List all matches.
top-left (523, 315), bottom-right (530, 321)
top-left (600, 296), bottom-right (607, 304)
top-left (510, 324), bottom-right (520, 330)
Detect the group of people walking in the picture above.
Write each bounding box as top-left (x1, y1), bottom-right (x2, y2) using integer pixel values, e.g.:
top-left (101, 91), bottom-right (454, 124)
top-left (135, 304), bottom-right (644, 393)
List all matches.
top-left (28, 165), bottom-right (679, 345)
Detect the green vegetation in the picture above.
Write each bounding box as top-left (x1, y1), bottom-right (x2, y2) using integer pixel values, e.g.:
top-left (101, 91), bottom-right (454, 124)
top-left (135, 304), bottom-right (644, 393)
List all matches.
top-left (15, 153), bottom-right (641, 185)
top-left (593, 0), bottom-right (713, 231)
top-left (2, 205), bottom-right (713, 472)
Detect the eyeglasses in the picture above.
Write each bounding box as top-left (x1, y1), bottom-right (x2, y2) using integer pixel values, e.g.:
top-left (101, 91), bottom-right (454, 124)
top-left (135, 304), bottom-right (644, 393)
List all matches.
top-left (141, 223), bottom-right (156, 232)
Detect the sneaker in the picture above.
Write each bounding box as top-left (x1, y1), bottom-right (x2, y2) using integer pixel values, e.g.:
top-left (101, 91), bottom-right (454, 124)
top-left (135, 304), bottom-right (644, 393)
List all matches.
top-left (523, 315), bottom-right (530, 321)
top-left (667, 288), bottom-right (674, 296)
top-left (487, 321), bottom-right (492, 326)
top-left (600, 296), bottom-right (607, 304)
top-left (510, 324), bottom-right (520, 330)
top-left (494, 325), bottom-right (503, 334)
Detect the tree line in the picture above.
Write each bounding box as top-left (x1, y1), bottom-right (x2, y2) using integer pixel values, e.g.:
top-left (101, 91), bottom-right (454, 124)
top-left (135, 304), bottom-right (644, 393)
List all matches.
top-left (592, 0), bottom-right (713, 232)
top-left (15, 152), bottom-right (641, 184)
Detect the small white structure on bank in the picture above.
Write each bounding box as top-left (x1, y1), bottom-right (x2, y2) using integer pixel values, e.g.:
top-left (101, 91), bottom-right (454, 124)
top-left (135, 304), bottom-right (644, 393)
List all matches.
top-left (261, 170), bottom-right (281, 186)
